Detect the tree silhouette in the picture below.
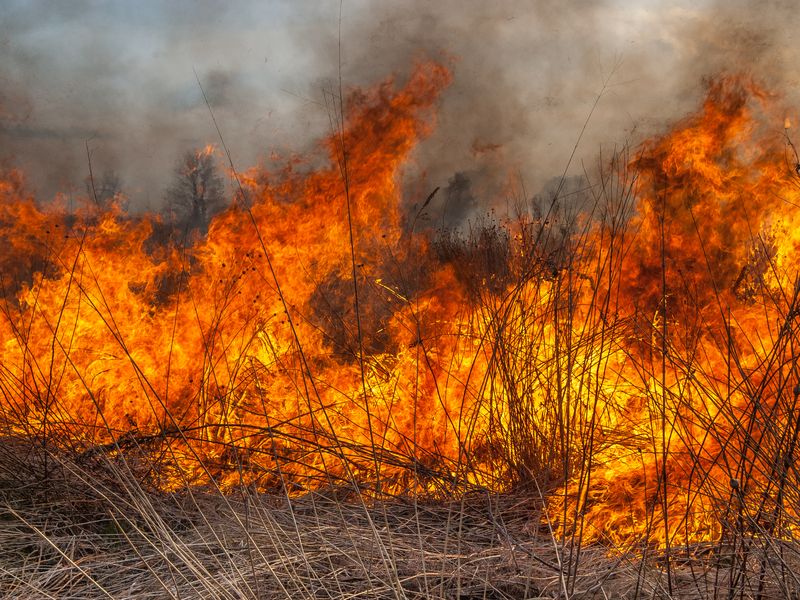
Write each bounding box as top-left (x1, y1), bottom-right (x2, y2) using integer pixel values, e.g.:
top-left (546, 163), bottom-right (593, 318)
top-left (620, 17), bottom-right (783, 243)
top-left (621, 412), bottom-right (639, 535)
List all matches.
top-left (167, 146), bottom-right (225, 233)
top-left (85, 169), bottom-right (122, 208)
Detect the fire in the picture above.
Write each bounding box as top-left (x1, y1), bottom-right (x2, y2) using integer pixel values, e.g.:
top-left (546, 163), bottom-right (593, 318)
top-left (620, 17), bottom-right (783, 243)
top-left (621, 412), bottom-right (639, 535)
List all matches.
top-left (556, 75), bottom-right (800, 546)
top-left (2, 63), bottom-right (800, 548)
top-left (0, 62), bottom-right (472, 494)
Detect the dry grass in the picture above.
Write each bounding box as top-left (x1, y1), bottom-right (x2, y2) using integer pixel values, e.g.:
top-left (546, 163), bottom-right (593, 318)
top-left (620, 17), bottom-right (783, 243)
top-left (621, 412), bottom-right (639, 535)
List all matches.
top-left (2, 439), bottom-right (799, 599)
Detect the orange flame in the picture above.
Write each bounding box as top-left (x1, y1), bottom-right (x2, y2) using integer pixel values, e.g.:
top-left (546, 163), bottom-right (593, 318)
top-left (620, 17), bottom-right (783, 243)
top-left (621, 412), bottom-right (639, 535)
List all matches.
top-left (2, 66), bottom-right (800, 548)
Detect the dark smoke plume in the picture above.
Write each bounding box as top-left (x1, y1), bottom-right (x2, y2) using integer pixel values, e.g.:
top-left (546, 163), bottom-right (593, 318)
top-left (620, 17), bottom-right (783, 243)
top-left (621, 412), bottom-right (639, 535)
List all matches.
top-left (1, 0), bottom-right (797, 217)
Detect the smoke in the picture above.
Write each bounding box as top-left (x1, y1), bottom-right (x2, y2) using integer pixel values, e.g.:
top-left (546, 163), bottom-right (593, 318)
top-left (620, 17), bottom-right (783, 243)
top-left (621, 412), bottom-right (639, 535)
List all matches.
top-left (1, 0), bottom-right (798, 217)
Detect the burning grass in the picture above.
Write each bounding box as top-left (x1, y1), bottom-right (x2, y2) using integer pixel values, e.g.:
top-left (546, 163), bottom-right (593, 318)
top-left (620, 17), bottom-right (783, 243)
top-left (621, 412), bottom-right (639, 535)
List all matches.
top-left (3, 64), bottom-right (800, 597)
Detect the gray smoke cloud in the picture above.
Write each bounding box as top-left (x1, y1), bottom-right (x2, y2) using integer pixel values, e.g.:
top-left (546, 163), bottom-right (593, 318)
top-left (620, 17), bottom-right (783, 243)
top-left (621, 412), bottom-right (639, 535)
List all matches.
top-left (1, 0), bottom-right (798, 218)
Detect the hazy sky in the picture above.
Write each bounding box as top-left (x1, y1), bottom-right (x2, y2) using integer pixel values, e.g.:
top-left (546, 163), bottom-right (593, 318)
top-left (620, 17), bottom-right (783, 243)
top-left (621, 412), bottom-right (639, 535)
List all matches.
top-left (2, 0), bottom-right (798, 213)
